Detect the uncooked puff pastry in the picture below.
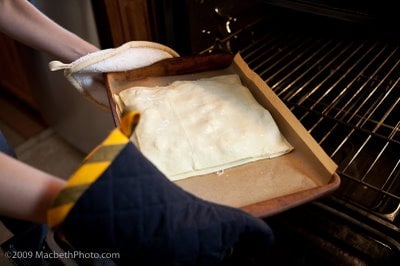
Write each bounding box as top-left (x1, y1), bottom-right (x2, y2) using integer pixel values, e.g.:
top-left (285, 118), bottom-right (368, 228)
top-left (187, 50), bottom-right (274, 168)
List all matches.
top-left (116, 74), bottom-right (293, 181)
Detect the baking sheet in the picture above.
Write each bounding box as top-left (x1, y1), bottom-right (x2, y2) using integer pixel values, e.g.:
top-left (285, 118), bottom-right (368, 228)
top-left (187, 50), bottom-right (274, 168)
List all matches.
top-left (105, 53), bottom-right (340, 218)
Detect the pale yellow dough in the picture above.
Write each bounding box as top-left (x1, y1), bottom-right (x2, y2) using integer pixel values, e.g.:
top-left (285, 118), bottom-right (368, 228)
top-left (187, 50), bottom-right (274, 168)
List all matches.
top-left (117, 74), bottom-right (293, 181)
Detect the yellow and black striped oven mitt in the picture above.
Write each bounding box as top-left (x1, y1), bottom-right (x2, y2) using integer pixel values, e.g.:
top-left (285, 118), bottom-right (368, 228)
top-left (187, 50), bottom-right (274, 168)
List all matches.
top-left (47, 110), bottom-right (274, 265)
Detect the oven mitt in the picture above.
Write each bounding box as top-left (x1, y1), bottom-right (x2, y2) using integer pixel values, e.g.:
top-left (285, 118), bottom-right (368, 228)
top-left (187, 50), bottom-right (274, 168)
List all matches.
top-left (48, 41), bottom-right (179, 109)
top-left (47, 110), bottom-right (274, 265)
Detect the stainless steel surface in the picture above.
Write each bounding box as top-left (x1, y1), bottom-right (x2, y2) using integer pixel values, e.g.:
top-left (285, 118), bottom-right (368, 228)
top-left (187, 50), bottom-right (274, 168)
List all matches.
top-left (28, 0), bottom-right (114, 153)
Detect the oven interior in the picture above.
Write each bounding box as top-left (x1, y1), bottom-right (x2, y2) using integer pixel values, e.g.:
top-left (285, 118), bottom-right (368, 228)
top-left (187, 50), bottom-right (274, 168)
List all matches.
top-left (154, 0), bottom-right (400, 264)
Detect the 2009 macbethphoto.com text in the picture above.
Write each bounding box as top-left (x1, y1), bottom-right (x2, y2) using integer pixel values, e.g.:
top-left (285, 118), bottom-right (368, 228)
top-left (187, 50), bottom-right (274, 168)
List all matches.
top-left (3, 250), bottom-right (120, 260)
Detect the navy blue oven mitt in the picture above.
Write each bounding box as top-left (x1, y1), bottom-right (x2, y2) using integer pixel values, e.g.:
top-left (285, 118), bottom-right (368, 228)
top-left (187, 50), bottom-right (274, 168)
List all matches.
top-left (47, 111), bottom-right (274, 265)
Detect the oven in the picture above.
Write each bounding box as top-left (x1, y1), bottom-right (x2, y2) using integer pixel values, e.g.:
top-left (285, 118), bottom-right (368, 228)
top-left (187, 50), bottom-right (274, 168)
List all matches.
top-left (148, 0), bottom-right (400, 264)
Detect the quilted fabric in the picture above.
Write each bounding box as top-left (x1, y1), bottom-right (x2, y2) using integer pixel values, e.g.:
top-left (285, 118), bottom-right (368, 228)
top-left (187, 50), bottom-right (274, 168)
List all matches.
top-left (59, 142), bottom-right (274, 265)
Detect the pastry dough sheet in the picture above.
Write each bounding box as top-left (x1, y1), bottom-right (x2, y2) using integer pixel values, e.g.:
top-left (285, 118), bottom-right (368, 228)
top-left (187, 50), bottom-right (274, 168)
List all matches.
top-left (117, 74), bottom-right (293, 181)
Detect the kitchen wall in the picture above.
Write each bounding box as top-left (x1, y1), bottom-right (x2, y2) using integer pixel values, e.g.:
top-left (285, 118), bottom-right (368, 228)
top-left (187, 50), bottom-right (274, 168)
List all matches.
top-left (27, 0), bottom-right (115, 153)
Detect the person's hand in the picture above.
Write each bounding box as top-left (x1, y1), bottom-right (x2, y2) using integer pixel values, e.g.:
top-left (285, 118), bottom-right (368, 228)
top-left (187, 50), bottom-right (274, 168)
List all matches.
top-left (49, 41), bottom-right (179, 109)
top-left (47, 111), bottom-right (274, 265)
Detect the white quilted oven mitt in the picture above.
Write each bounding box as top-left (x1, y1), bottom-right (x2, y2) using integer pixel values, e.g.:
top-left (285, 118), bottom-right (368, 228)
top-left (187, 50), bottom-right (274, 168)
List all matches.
top-left (49, 41), bottom-right (179, 109)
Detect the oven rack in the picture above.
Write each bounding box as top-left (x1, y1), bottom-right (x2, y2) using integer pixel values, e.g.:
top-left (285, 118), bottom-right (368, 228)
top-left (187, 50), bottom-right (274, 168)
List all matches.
top-left (242, 26), bottom-right (400, 224)
top-left (201, 16), bottom-right (400, 227)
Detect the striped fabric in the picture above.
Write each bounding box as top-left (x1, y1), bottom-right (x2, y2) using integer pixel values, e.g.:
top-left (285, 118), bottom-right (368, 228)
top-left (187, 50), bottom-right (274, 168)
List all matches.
top-left (47, 111), bottom-right (140, 228)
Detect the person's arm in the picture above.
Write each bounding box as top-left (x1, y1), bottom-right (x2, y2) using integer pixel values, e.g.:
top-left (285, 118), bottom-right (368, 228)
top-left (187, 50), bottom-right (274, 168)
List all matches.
top-left (0, 152), bottom-right (65, 224)
top-left (0, 0), bottom-right (99, 62)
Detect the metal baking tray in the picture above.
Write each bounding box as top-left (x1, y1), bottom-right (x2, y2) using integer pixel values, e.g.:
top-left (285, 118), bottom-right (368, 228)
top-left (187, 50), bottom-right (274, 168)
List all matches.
top-left (104, 53), bottom-right (340, 218)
